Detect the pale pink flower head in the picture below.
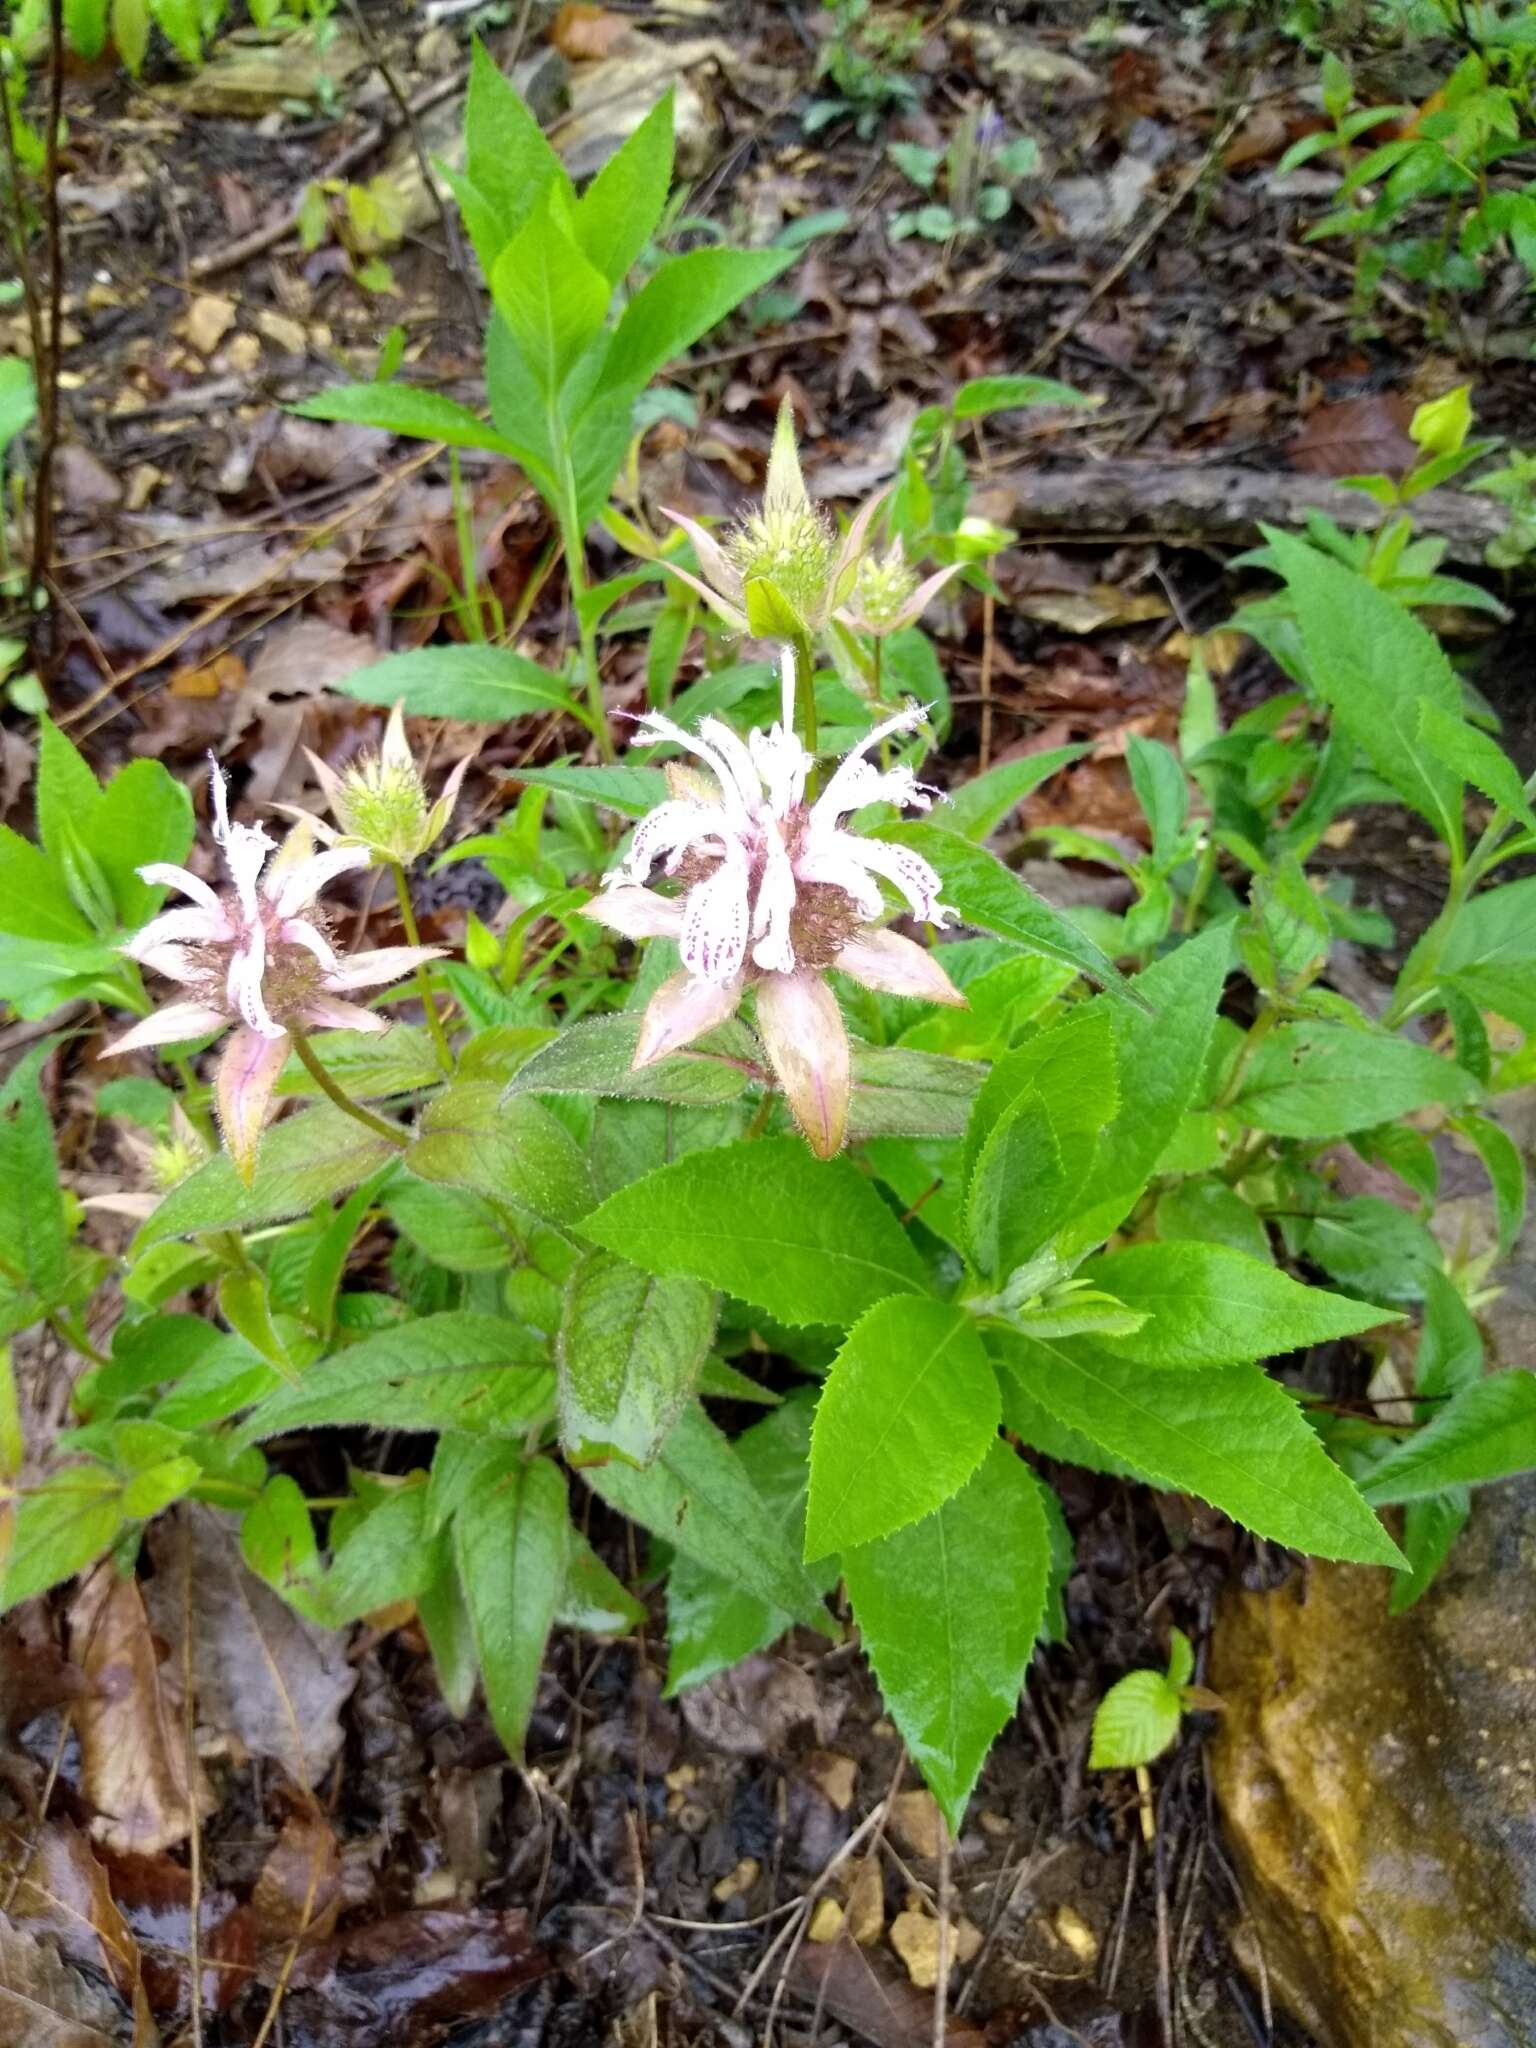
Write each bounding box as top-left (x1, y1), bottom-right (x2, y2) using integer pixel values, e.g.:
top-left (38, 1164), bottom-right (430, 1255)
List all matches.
top-left (582, 653), bottom-right (965, 1159)
top-left (280, 702), bottom-right (474, 867)
top-left (104, 759), bottom-right (446, 1183)
top-left (660, 398), bottom-right (891, 641)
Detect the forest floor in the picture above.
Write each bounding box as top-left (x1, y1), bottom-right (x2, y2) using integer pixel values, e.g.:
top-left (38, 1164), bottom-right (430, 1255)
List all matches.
top-left (5, 0), bottom-right (1535, 2044)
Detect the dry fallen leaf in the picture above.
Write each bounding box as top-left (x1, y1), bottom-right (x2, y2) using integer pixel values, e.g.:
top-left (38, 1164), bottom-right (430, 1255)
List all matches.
top-left (549, 2), bottom-right (634, 59)
top-left (677, 1654), bottom-right (828, 1757)
top-left (0, 1821), bottom-right (144, 2005)
top-left (144, 1509), bottom-right (355, 1790)
top-left (1012, 585), bottom-right (1169, 634)
top-left (0, 1909), bottom-right (136, 2047)
top-left (67, 1567), bottom-right (215, 1858)
top-left (251, 1811), bottom-right (343, 1945)
top-left (792, 1936), bottom-right (986, 2048)
top-left (710, 1858), bottom-right (759, 1905)
top-left (169, 652), bottom-right (245, 701)
top-left (1289, 394), bottom-right (1416, 479)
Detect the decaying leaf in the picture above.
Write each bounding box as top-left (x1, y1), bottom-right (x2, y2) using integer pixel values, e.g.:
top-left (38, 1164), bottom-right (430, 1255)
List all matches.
top-left (67, 1569), bottom-right (215, 1859)
top-left (144, 1510), bottom-right (355, 1790)
top-left (0, 1909), bottom-right (138, 2047)
top-left (251, 1811), bottom-right (343, 1945)
top-left (0, 1822), bottom-right (144, 2006)
top-left (792, 1936), bottom-right (985, 2048)
top-left (1288, 395), bottom-right (1417, 479)
top-left (284, 1908), bottom-right (548, 2034)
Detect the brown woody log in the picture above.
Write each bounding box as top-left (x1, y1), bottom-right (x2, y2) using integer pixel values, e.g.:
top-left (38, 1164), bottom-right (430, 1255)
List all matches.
top-left (985, 461), bottom-right (1508, 565)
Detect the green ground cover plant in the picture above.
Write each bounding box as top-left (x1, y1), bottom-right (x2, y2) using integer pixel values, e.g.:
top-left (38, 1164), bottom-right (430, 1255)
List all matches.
top-left (2, 70), bottom-right (1534, 1842)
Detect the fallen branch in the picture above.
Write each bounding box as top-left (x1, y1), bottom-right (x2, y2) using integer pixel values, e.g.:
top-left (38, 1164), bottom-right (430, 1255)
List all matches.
top-left (985, 460), bottom-right (1510, 566)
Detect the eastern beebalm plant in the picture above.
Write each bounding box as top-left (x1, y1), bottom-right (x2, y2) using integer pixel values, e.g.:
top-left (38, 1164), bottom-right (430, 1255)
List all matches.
top-left (2, 378), bottom-right (1533, 1841)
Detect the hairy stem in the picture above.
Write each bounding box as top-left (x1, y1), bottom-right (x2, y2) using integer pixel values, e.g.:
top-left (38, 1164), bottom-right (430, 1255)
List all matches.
top-left (287, 1030), bottom-right (407, 1148)
top-left (390, 861), bottom-right (453, 1071)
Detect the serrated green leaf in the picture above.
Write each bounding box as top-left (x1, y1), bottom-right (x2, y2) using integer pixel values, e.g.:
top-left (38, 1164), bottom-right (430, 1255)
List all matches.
top-left (1418, 701), bottom-right (1536, 834)
top-left (1090, 1668), bottom-right (1182, 1768)
top-left (557, 1249), bottom-right (716, 1466)
top-left (846, 1044), bottom-right (983, 1141)
top-left (236, 1313), bottom-right (552, 1442)
top-left (941, 745), bottom-right (1090, 843)
top-left (587, 1403), bottom-right (831, 1627)
top-left (289, 382), bottom-right (514, 452)
top-left (136, 1106), bottom-right (399, 1245)
top-left (558, 1531), bottom-right (647, 1633)
top-left (572, 90), bottom-right (674, 283)
top-left (464, 39), bottom-right (570, 245)
top-left (1451, 1112), bottom-right (1526, 1254)
top-left (1154, 1178), bottom-right (1272, 1264)
top-left (1, 1465), bottom-right (124, 1609)
top-left (843, 1441), bottom-right (1049, 1832)
top-left (1234, 1021), bottom-right (1480, 1137)
top-left (1076, 1242), bottom-right (1399, 1367)
top-left (665, 1391), bottom-right (831, 1693)
top-left (805, 1298), bottom-right (999, 1560)
top-left (1292, 1197), bottom-right (1442, 1303)
top-left (952, 375), bottom-right (1094, 419)
top-left (504, 1012), bottom-right (755, 1107)
top-left (492, 203), bottom-right (610, 394)
top-left (509, 763), bottom-right (667, 817)
top-left (455, 1453), bottom-right (569, 1757)
top-left (1363, 1371), bottom-right (1536, 1504)
top-left (606, 245), bottom-right (795, 399)
top-left (877, 822), bottom-right (1143, 1003)
top-left (336, 643), bottom-right (578, 724)
top-left (581, 1136), bottom-right (928, 1328)
top-left (408, 1084), bottom-right (592, 1225)
top-left (991, 1331), bottom-right (1403, 1564)
top-left (0, 1045), bottom-right (69, 1305)
top-left (1263, 530), bottom-right (1466, 854)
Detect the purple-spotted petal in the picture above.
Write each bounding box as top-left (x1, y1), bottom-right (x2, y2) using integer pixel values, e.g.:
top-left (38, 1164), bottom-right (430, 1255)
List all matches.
top-left (834, 928), bottom-right (967, 1006)
top-left (103, 999), bottom-right (230, 1055)
top-left (580, 886), bottom-right (685, 942)
top-left (755, 970), bottom-right (850, 1160)
top-left (680, 854), bottom-right (751, 986)
top-left (215, 1025), bottom-right (290, 1185)
top-left (129, 942), bottom-right (206, 987)
top-left (633, 970), bottom-right (744, 1068)
top-left (322, 944), bottom-right (446, 992)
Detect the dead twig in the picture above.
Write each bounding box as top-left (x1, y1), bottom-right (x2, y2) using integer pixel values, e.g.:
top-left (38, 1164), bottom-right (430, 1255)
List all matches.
top-left (28, 0), bottom-right (66, 626)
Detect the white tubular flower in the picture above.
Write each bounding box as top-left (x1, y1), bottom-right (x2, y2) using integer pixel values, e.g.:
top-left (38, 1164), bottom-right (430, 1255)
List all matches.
top-left (582, 653), bottom-right (964, 1158)
top-left (104, 758), bottom-right (446, 1183)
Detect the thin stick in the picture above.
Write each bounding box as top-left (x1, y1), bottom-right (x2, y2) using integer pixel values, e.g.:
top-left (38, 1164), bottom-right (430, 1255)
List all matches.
top-left (389, 862), bottom-right (452, 1070)
top-left (932, 1819), bottom-right (952, 2048)
top-left (977, 588), bottom-right (996, 774)
top-left (28, 0), bottom-right (66, 614)
top-left (1020, 101), bottom-right (1250, 377)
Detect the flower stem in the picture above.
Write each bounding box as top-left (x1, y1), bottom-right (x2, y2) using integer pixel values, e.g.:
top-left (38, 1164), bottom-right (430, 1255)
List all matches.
top-left (287, 1030), bottom-right (407, 1149)
top-left (390, 861), bottom-right (453, 1072)
top-left (790, 631), bottom-right (818, 758)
